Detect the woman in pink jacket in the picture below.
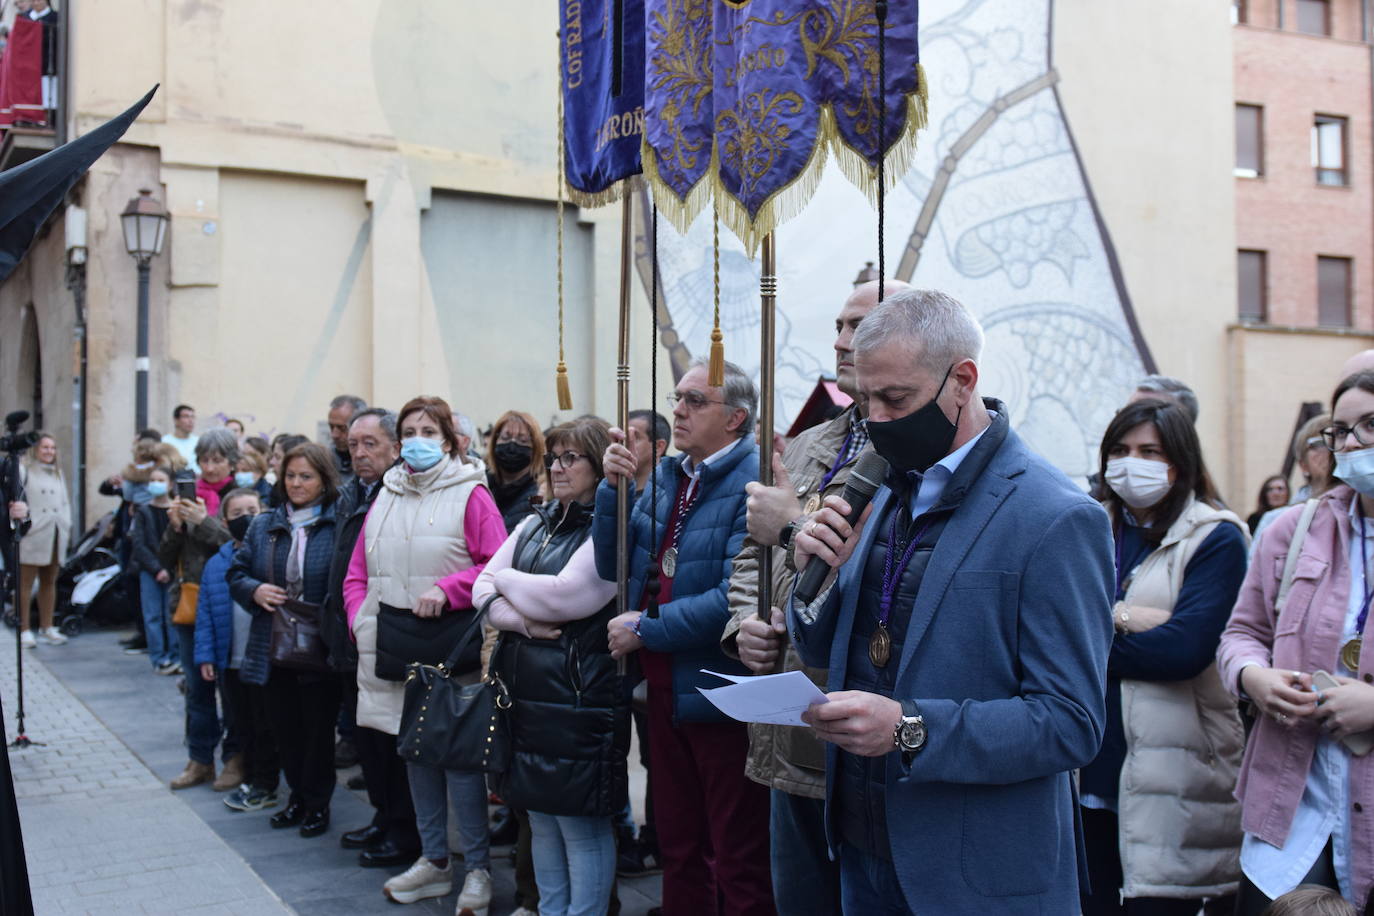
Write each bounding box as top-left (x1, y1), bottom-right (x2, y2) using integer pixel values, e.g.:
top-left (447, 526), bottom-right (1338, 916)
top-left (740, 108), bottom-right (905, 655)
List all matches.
top-left (1219, 369), bottom-right (1374, 913)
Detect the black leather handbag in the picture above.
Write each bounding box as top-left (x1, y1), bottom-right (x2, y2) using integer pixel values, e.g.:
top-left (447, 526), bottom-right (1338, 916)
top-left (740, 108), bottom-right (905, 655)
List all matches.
top-left (265, 536), bottom-right (330, 672)
top-left (396, 603), bottom-right (511, 773)
top-left (375, 602), bottom-right (477, 682)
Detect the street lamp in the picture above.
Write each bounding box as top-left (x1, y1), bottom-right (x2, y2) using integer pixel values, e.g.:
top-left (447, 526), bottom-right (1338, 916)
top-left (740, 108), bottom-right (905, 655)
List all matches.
top-left (120, 189), bottom-right (168, 432)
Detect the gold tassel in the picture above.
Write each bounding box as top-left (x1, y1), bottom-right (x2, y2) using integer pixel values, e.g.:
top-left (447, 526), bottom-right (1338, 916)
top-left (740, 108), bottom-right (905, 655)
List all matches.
top-left (556, 360), bottom-right (574, 410)
top-left (708, 328), bottom-right (725, 387)
top-left (708, 205), bottom-right (725, 387)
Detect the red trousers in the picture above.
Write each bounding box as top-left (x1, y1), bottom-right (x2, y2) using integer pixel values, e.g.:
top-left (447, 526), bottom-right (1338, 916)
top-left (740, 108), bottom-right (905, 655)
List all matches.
top-left (647, 684), bottom-right (775, 916)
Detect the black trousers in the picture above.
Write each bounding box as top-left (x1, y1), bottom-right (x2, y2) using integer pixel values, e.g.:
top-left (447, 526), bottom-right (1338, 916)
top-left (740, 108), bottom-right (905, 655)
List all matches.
top-left (221, 668), bottom-right (280, 791)
top-left (266, 667), bottom-right (340, 813)
top-left (353, 725), bottom-right (420, 851)
top-left (1232, 841), bottom-right (1338, 916)
top-left (1081, 807), bottom-right (1204, 916)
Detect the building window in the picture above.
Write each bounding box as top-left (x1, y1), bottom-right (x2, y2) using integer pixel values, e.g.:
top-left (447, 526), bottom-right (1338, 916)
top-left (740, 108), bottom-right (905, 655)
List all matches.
top-left (1318, 256), bottom-right (1352, 327)
top-left (1232, 0), bottom-right (1247, 24)
top-left (1235, 104), bottom-right (1263, 177)
top-left (1238, 250), bottom-right (1267, 322)
top-left (1313, 115), bottom-right (1348, 186)
top-left (1296, 0), bottom-right (1331, 35)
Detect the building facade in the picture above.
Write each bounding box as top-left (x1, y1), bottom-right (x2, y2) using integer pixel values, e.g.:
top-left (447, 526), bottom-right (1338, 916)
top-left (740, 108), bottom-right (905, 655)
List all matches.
top-left (1232, 0), bottom-right (1374, 509)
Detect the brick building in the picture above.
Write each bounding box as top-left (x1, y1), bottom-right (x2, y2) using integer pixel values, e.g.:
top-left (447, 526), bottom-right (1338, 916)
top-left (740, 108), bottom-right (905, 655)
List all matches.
top-left (1229, 0), bottom-right (1374, 507)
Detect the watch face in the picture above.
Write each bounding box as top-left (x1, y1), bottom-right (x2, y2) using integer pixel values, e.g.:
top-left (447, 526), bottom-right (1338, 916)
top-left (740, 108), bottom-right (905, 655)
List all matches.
top-left (899, 718), bottom-right (926, 751)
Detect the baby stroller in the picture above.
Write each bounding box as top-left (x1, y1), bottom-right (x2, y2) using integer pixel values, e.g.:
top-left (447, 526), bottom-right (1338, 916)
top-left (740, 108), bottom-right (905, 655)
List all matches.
top-left (54, 511), bottom-right (134, 635)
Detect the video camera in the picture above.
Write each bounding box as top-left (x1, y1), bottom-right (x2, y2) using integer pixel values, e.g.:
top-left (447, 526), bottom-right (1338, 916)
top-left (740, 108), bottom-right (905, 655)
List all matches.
top-left (0, 410), bottom-right (38, 456)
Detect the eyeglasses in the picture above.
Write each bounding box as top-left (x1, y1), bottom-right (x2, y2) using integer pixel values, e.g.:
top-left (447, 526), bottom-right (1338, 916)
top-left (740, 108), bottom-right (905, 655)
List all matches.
top-left (666, 391), bottom-right (725, 412)
top-left (543, 451), bottom-right (588, 470)
top-left (1320, 414), bottom-right (1374, 451)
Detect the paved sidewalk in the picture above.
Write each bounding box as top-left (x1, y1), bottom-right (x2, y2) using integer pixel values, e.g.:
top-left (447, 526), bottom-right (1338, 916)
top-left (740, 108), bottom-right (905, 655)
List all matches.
top-left (14, 628), bottom-right (662, 916)
top-left (0, 630), bottom-right (292, 915)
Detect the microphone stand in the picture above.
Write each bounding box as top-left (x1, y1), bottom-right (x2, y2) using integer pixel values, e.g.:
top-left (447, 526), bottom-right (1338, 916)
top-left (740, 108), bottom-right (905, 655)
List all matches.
top-left (1, 452), bottom-right (42, 750)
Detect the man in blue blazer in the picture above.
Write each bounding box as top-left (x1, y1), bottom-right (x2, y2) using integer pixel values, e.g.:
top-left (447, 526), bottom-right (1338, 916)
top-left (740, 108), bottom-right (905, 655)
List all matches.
top-left (776, 289), bottom-right (1114, 914)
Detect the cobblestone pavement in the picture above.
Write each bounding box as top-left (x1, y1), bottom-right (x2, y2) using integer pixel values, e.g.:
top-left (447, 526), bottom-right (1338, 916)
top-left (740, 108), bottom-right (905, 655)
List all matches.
top-left (5, 626), bottom-right (662, 915)
top-left (0, 628), bottom-right (292, 915)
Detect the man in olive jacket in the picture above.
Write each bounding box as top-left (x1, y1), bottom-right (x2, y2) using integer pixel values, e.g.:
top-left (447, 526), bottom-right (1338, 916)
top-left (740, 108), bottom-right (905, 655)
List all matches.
top-left (723, 278), bottom-right (903, 915)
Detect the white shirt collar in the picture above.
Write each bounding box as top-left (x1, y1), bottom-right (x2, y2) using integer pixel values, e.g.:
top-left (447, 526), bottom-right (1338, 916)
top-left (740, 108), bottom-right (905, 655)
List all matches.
top-left (680, 437), bottom-right (740, 481)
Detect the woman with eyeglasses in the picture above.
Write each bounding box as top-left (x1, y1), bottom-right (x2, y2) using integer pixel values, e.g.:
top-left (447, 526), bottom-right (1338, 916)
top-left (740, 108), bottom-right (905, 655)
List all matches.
top-left (486, 410), bottom-right (546, 534)
top-left (1219, 370), bottom-right (1374, 913)
top-left (473, 416), bottom-right (625, 916)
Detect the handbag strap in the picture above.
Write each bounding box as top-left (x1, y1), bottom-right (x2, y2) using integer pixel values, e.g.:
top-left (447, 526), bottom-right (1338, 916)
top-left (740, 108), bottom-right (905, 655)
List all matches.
top-left (1276, 498), bottom-right (1321, 619)
top-left (439, 596), bottom-right (496, 671)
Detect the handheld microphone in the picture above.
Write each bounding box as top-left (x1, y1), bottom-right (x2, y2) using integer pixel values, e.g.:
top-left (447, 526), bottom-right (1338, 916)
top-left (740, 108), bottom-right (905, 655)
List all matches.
top-left (793, 450), bottom-right (888, 606)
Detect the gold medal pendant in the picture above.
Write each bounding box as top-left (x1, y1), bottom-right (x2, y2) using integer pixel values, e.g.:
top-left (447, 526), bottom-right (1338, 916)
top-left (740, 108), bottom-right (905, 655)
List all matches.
top-left (803, 493), bottom-right (822, 516)
top-left (661, 547), bottom-right (677, 579)
top-left (869, 625), bottom-right (891, 668)
top-left (1341, 636), bottom-right (1363, 672)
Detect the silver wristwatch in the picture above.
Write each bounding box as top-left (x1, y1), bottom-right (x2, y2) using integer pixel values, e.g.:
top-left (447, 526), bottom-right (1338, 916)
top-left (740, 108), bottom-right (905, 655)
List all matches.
top-left (894, 700), bottom-right (927, 754)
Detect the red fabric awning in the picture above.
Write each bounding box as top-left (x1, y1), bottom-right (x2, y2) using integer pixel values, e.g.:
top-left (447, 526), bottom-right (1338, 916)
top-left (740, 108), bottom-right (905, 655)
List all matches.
top-left (785, 377), bottom-right (854, 438)
top-left (0, 17), bottom-right (46, 131)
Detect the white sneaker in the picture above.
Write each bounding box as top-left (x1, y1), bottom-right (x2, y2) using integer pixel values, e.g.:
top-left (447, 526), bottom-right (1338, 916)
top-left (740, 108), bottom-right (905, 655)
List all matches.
top-left (39, 627), bottom-right (67, 646)
top-left (18, 631), bottom-right (35, 649)
top-left (382, 857), bottom-right (452, 904)
top-left (455, 867), bottom-right (490, 916)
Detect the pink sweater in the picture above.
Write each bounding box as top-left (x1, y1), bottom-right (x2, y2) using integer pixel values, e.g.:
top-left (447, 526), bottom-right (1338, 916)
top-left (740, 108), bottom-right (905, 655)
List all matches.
top-left (1217, 485), bottom-right (1374, 906)
top-left (342, 485), bottom-right (507, 629)
top-left (472, 520), bottom-right (616, 637)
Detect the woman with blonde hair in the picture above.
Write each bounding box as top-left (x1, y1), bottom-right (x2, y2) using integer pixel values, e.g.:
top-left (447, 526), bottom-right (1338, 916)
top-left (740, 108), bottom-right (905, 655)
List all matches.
top-left (486, 410), bottom-right (545, 534)
top-left (6, 433), bottom-right (72, 648)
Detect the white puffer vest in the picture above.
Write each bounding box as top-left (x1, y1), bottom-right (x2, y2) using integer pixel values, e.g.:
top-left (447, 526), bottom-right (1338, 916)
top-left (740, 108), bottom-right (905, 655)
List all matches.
top-left (353, 455), bottom-right (485, 734)
top-left (1117, 499), bottom-right (1249, 899)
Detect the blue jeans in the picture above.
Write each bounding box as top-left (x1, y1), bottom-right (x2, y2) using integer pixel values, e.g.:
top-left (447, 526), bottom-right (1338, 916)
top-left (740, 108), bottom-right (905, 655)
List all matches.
top-left (139, 571), bottom-right (176, 667)
top-left (771, 790), bottom-right (841, 916)
top-left (175, 623), bottom-right (235, 765)
top-left (527, 812), bottom-right (615, 916)
top-left (406, 763), bottom-right (490, 871)
top-left (839, 842), bottom-right (914, 915)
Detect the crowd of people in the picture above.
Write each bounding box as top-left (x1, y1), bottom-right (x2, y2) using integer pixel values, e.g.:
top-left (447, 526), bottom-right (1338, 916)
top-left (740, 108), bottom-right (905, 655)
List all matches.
top-left (7, 281), bottom-right (1374, 916)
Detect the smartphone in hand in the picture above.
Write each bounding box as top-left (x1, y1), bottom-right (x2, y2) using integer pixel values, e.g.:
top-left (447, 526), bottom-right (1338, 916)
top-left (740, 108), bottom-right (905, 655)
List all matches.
top-left (1312, 669), bottom-right (1374, 756)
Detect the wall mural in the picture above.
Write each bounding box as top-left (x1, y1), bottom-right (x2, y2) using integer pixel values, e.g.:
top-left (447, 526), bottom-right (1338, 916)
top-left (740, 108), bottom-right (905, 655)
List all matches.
top-left (635, 0), bottom-right (1154, 485)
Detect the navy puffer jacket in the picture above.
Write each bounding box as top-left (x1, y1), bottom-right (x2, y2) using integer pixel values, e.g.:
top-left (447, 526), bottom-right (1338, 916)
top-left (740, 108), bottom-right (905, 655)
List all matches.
top-left (592, 436), bottom-right (757, 722)
top-left (227, 500), bottom-right (338, 682)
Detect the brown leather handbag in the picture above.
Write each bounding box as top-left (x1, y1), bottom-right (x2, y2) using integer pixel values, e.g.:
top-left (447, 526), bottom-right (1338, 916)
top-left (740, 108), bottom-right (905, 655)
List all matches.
top-left (265, 535), bottom-right (330, 672)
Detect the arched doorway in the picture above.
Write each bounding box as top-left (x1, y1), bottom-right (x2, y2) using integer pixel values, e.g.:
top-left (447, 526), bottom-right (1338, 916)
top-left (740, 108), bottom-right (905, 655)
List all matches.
top-left (16, 304), bottom-right (42, 429)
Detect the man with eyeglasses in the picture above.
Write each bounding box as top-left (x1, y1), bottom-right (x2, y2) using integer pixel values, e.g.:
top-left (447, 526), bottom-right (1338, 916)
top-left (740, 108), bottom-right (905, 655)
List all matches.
top-left (594, 359), bottom-right (774, 915)
top-left (719, 277), bottom-right (907, 916)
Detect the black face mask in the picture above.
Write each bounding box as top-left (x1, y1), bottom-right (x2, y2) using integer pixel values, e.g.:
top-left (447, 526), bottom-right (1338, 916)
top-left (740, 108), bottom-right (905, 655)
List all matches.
top-left (227, 514), bottom-right (254, 542)
top-left (494, 442), bottom-right (533, 474)
top-left (866, 366), bottom-right (962, 475)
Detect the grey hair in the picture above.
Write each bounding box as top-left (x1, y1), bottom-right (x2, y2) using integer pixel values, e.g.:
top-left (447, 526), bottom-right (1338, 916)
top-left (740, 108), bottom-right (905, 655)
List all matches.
top-left (330, 394), bottom-right (368, 414)
top-left (1135, 375), bottom-right (1199, 422)
top-left (349, 407), bottom-right (397, 443)
top-left (195, 427), bottom-right (241, 465)
top-left (452, 412), bottom-right (476, 442)
top-left (851, 288), bottom-right (985, 375)
top-left (689, 358), bottom-right (758, 440)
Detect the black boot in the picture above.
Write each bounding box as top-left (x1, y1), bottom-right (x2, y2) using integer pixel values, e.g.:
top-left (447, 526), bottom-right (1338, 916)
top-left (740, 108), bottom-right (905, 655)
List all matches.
top-left (299, 808), bottom-right (330, 838)
top-left (270, 799), bottom-right (306, 829)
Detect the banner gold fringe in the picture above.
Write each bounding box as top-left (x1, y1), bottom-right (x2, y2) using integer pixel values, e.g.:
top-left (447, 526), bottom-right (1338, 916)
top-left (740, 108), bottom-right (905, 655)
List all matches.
top-left (642, 64), bottom-right (929, 256)
top-left (566, 174), bottom-right (644, 210)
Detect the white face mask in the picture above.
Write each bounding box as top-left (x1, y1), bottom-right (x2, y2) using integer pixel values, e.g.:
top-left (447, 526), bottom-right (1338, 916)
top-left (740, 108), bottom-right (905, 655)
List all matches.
top-left (1335, 448), bottom-right (1374, 496)
top-left (1105, 456), bottom-right (1173, 509)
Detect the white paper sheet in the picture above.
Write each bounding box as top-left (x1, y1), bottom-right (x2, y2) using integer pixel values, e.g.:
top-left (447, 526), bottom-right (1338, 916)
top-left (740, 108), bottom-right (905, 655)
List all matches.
top-left (697, 669), bottom-right (829, 727)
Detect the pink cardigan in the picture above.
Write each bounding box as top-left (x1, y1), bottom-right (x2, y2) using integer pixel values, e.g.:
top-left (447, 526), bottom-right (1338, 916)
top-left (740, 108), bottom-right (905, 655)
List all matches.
top-left (1216, 485), bottom-right (1374, 906)
top-left (472, 520), bottom-right (615, 637)
top-left (342, 485), bottom-right (507, 629)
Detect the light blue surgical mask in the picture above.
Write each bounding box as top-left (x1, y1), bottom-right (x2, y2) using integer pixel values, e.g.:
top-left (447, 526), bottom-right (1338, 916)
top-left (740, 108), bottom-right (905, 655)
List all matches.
top-left (401, 437), bottom-right (444, 471)
top-left (234, 471), bottom-right (256, 488)
top-left (1335, 448), bottom-right (1374, 497)
top-left (147, 480), bottom-right (169, 497)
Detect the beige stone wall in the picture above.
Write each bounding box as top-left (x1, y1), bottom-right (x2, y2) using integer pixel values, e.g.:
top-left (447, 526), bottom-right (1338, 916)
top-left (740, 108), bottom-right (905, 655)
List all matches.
top-left (1054, 0), bottom-right (1240, 499)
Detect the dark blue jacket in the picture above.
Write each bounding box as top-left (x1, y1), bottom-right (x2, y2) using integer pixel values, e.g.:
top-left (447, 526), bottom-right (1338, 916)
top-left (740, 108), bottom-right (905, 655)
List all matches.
top-left (790, 422), bottom-right (1114, 915)
top-left (192, 541), bottom-right (238, 673)
top-left (227, 501), bottom-right (338, 683)
top-left (593, 436), bottom-right (757, 722)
